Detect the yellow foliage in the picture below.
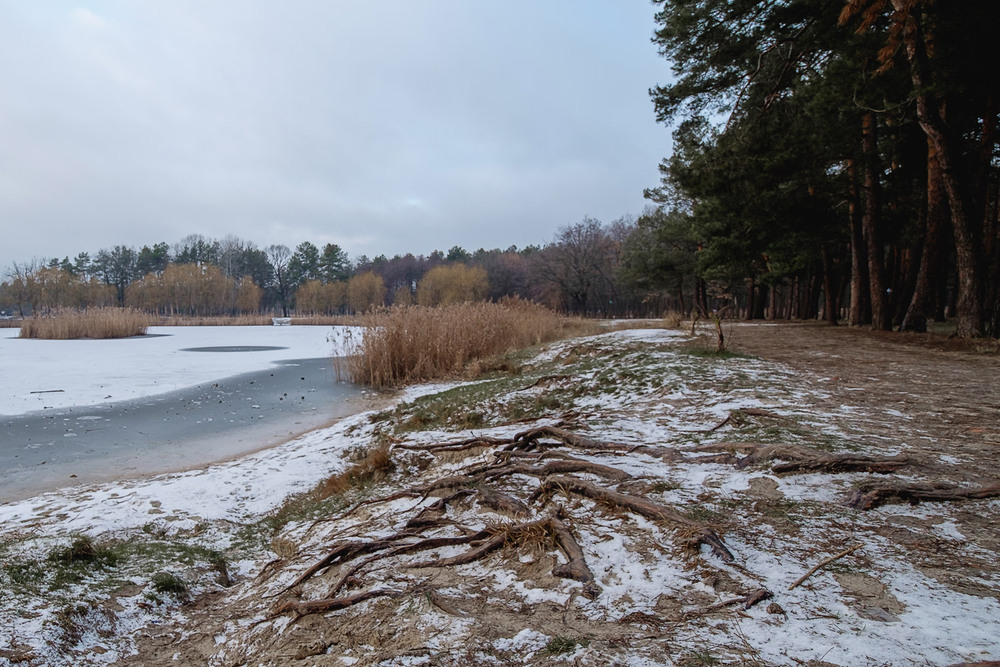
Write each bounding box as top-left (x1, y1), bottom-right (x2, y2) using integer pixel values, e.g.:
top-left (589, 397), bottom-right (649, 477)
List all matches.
top-left (416, 264), bottom-right (488, 306)
top-left (346, 272), bottom-right (386, 313)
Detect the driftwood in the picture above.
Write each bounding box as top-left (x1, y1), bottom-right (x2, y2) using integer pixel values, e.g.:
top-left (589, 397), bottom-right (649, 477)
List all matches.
top-left (530, 476), bottom-right (734, 562)
top-left (788, 544), bottom-right (863, 590)
top-left (847, 481), bottom-right (1000, 510)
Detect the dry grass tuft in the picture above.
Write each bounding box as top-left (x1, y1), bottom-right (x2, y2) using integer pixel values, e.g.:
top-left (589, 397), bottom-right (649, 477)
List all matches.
top-left (19, 308), bottom-right (153, 340)
top-left (490, 520), bottom-right (553, 555)
top-left (662, 310), bottom-right (685, 329)
top-left (342, 299), bottom-right (596, 388)
top-left (313, 441), bottom-right (394, 500)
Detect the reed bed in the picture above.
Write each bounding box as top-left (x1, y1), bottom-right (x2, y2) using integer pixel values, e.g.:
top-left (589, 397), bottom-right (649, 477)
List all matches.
top-left (19, 308), bottom-right (154, 339)
top-left (342, 299), bottom-right (597, 388)
top-left (155, 314), bottom-right (361, 327)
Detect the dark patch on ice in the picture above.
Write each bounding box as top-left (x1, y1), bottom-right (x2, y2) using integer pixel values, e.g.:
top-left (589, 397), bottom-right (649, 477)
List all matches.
top-left (181, 345), bottom-right (289, 352)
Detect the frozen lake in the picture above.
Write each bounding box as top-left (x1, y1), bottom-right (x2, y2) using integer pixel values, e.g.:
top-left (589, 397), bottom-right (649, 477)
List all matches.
top-left (0, 326), bottom-right (368, 500)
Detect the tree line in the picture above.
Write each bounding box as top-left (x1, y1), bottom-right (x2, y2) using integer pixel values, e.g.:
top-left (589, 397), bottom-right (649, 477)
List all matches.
top-left (1, 223), bottom-right (669, 319)
top-left (637, 0), bottom-right (999, 337)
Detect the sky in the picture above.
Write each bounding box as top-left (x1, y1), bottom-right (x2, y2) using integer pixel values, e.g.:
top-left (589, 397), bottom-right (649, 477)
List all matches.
top-left (0, 1), bottom-right (671, 270)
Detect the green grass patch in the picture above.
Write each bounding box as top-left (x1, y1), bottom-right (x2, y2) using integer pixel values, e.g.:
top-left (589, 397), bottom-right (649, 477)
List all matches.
top-left (542, 636), bottom-right (586, 655)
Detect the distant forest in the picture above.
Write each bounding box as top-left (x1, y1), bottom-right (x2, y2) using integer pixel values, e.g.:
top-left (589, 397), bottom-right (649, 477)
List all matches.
top-left (4, 1), bottom-right (999, 336)
top-left (0, 221), bottom-right (655, 319)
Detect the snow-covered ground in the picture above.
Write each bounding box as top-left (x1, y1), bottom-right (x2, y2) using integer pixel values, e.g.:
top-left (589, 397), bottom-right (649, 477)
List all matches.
top-left (1, 325), bottom-right (998, 666)
top-left (0, 325), bottom-right (356, 415)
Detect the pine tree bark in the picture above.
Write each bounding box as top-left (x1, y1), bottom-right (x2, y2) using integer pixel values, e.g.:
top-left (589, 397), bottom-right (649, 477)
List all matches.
top-left (861, 112), bottom-right (892, 331)
top-left (902, 138), bottom-right (947, 332)
top-left (848, 158), bottom-right (871, 326)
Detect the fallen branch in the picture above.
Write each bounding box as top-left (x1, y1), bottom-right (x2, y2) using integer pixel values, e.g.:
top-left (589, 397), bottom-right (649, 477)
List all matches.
top-left (704, 588), bottom-right (774, 612)
top-left (788, 544), bottom-right (863, 590)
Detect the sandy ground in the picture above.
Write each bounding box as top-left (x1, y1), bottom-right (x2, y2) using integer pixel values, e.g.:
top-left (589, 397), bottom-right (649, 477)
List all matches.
top-left (3, 322), bottom-right (999, 666)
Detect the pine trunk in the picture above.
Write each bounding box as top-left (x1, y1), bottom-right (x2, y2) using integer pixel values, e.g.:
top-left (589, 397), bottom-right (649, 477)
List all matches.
top-left (862, 112), bottom-right (891, 331)
top-left (893, 0), bottom-right (984, 336)
top-left (902, 139), bottom-right (947, 332)
top-left (848, 158), bottom-right (871, 326)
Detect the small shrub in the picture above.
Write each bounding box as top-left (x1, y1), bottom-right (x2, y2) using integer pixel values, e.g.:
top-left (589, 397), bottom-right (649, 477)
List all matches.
top-left (20, 308), bottom-right (152, 339)
top-left (48, 535), bottom-right (119, 568)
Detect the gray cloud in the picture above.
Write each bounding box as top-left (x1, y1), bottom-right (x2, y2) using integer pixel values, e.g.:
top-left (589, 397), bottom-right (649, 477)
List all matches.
top-left (0, 0), bottom-right (670, 270)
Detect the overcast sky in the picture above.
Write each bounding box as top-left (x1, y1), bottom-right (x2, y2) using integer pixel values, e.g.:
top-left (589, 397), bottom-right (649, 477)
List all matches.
top-left (0, 1), bottom-right (670, 270)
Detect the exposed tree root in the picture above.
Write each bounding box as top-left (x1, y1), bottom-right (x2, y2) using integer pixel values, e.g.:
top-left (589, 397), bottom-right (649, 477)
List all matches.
top-left (271, 423), bottom-right (745, 626)
top-left (274, 588), bottom-right (401, 617)
top-left (475, 488), bottom-right (531, 518)
top-left (394, 436), bottom-right (509, 453)
top-left (407, 519), bottom-right (550, 569)
top-left (287, 530), bottom-right (490, 592)
top-left (548, 516), bottom-right (603, 599)
top-left (735, 444), bottom-right (912, 474)
top-left (483, 459), bottom-right (633, 484)
top-left (704, 408), bottom-right (785, 433)
top-left (846, 481), bottom-right (1000, 510)
top-left (529, 476), bottom-right (734, 562)
top-left (509, 425), bottom-right (679, 460)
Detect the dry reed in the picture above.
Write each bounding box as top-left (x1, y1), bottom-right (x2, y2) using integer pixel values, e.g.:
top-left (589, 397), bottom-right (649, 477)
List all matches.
top-left (313, 442), bottom-right (394, 499)
top-left (155, 314), bottom-right (361, 327)
top-left (19, 308), bottom-right (154, 340)
top-left (342, 299), bottom-right (596, 388)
